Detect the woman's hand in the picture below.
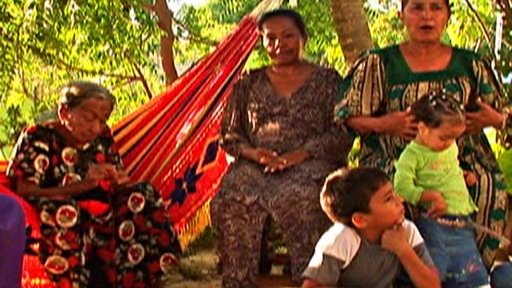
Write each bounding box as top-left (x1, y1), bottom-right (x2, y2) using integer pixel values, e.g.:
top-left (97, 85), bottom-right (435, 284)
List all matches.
top-left (377, 109), bottom-right (418, 140)
top-left (465, 98), bottom-right (504, 134)
top-left (264, 149), bottom-right (310, 173)
top-left (114, 170), bottom-right (131, 187)
top-left (84, 164), bottom-right (117, 187)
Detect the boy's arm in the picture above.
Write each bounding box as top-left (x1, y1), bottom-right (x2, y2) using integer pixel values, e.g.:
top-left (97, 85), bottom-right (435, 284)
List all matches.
top-left (395, 245), bottom-right (440, 288)
top-left (381, 224), bottom-right (441, 288)
top-left (302, 225), bottom-right (354, 288)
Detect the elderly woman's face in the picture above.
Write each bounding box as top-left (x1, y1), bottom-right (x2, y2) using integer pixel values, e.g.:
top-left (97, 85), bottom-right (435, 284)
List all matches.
top-left (401, 0), bottom-right (450, 44)
top-left (60, 98), bottom-right (112, 145)
top-left (260, 16), bottom-right (305, 66)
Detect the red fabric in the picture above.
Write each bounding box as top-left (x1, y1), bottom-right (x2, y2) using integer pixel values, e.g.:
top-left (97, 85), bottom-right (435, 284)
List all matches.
top-left (111, 16), bottom-right (260, 229)
top-left (0, 13), bottom-right (261, 288)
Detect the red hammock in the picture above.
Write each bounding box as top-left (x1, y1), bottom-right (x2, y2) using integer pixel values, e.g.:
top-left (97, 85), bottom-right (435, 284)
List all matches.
top-left (0, 1), bottom-right (283, 286)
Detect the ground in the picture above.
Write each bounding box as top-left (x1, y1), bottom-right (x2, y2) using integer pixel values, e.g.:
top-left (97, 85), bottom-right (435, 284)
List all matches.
top-left (163, 228), bottom-right (297, 288)
top-left (164, 227), bottom-right (221, 287)
top-left (165, 248), bottom-right (221, 288)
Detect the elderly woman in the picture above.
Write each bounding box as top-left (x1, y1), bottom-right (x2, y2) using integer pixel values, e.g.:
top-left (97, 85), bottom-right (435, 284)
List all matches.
top-left (7, 81), bottom-right (181, 287)
top-left (335, 0), bottom-right (512, 286)
top-left (211, 9), bottom-right (352, 288)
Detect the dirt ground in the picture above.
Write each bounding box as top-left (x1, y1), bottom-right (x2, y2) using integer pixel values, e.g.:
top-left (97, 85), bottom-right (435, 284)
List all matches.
top-left (164, 248), bottom-right (221, 288)
top-left (163, 228), bottom-right (298, 288)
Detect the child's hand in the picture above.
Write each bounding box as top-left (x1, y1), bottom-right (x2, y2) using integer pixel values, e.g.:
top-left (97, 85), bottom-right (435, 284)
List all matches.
top-left (463, 171), bottom-right (477, 187)
top-left (381, 225), bottom-right (410, 256)
top-left (428, 193), bottom-right (447, 217)
top-left (421, 190), bottom-right (447, 218)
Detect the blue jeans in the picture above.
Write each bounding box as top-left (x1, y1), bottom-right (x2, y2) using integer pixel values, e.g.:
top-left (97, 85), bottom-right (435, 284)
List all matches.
top-left (491, 261), bottom-right (512, 288)
top-left (416, 216), bottom-right (489, 288)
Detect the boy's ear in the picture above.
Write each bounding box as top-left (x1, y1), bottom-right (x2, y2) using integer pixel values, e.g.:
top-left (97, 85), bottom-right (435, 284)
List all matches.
top-left (351, 212), bottom-right (369, 229)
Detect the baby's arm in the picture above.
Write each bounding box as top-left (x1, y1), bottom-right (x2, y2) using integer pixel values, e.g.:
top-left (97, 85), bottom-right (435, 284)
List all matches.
top-left (381, 223), bottom-right (440, 288)
top-left (394, 148), bottom-right (447, 217)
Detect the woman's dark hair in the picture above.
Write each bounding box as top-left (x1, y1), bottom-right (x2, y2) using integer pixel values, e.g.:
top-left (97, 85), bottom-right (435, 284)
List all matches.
top-left (59, 81), bottom-right (116, 110)
top-left (411, 91), bottom-right (465, 128)
top-left (402, 0), bottom-right (451, 15)
top-left (321, 167), bottom-right (390, 226)
top-left (402, 0), bottom-right (449, 8)
top-left (257, 9), bottom-right (307, 38)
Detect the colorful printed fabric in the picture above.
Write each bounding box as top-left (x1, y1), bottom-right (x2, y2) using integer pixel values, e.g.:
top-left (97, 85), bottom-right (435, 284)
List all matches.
top-left (335, 45), bottom-right (511, 267)
top-left (7, 123), bottom-right (181, 287)
top-left (212, 65), bottom-right (351, 287)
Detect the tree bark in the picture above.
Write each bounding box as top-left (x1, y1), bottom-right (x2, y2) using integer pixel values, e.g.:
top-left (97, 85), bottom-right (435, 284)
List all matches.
top-left (145, 0), bottom-right (179, 84)
top-left (329, 0), bottom-right (373, 64)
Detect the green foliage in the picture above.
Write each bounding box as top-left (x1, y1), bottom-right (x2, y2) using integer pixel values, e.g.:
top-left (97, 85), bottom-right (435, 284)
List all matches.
top-left (176, 0), bottom-right (347, 73)
top-left (0, 0), bottom-right (168, 159)
top-left (1, 0), bottom-right (510, 164)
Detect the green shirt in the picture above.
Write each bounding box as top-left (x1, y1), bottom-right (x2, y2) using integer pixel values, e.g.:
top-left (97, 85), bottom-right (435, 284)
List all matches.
top-left (394, 141), bottom-right (478, 215)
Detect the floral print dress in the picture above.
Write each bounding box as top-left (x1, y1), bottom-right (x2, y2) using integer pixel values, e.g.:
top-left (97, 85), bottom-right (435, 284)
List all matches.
top-left (7, 122), bottom-right (181, 288)
top-left (211, 65), bottom-right (352, 287)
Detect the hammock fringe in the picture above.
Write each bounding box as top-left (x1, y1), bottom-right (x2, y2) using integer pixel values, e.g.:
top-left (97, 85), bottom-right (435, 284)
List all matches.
top-left (176, 200), bottom-right (212, 250)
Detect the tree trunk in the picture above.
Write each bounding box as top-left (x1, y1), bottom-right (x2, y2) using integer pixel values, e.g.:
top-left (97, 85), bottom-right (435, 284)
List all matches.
top-left (329, 0), bottom-right (373, 64)
top-left (144, 0), bottom-right (179, 84)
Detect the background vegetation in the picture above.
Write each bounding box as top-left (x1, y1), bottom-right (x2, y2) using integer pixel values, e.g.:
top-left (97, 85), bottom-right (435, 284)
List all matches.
top-left (0, 0), bottom-right (510, 162)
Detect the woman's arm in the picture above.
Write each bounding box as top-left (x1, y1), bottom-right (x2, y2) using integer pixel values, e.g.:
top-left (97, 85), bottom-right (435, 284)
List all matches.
top-left (219, 77), bottom-right (254, 159)
top-left (14, 163), bottom-right (117, 198)
top-left (15, 179), bottom-right (96, 198)
top-left (347, 111), bottom-right (417, 139)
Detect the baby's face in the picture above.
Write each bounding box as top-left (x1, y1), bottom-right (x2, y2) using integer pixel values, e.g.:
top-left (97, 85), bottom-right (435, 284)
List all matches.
top-left (419, 120), bottom-right (466, 152)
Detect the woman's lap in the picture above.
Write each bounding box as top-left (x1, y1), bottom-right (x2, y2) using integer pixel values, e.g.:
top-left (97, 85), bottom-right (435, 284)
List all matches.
top-left (35, 182), bottom-right (180, 287)
top-left (212, 168), bottom-right (330, 286)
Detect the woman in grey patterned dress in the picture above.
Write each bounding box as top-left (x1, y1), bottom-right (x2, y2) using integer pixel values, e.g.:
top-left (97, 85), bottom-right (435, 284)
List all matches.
top-left (211, 9), bottom-right (352, 288)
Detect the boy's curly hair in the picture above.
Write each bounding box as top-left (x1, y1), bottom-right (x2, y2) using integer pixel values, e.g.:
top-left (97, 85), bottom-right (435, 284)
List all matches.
top-left (320, 167), bottom-right (390, 226)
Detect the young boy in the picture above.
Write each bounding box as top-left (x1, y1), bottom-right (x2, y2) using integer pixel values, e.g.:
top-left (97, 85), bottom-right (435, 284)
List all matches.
top-left (302, 167), bottom-right (440, 288)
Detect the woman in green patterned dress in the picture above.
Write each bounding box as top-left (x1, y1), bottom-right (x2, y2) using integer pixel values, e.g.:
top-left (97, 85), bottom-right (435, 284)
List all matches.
top-left (335, 0), bottom-right (512, 284)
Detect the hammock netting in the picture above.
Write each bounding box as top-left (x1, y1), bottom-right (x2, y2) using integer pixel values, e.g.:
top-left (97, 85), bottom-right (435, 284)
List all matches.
top-left (0, 0), bottom-right (283, 286)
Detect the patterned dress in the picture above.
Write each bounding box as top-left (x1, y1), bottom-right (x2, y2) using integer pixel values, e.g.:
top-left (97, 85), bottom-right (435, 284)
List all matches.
top-left (335, 45), bottom-right (511, 268)
top-left (211, 65), bottom-right (352, 287)
top-left (7, 123), bottom-right (181, 288)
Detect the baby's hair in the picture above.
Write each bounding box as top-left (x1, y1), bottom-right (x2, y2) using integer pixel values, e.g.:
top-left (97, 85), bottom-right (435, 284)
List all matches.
top-left (320, 167), bottom-right (390, 226)
top-left (410, 91), bottom-right (465, 128)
